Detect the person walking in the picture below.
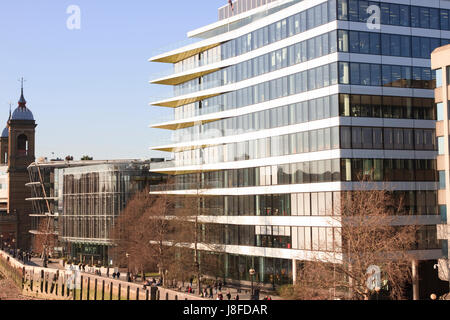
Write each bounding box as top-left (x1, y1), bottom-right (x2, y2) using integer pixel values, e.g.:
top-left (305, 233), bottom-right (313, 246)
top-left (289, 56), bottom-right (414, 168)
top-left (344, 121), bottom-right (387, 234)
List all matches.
top-left (226, 291), bottom-right (231, 300)
top-left (209, 286), bottom-right (213, 299)
top-left (235, 294), bottom-right (240, 300)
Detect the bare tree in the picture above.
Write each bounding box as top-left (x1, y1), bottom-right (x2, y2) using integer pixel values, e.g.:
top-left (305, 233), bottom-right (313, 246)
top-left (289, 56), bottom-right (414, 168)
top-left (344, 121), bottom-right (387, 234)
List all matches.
top-left (282, 183), bottom-right (419, 300)
top-left (111, 185), bottom-right (183, 286)
top-left (32, 218), bottom-right (58, 258)
top-left (172, 172), bottom-right (226, 294)
top-left (112, 173), bottom-right (225, 291)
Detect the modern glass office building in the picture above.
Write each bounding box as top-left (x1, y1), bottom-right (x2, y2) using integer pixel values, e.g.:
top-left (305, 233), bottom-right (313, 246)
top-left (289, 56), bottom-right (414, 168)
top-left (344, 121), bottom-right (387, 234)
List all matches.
top-left (57, 161), bottom-right (165, 265)
top-left (27, 159), bottom-right (166, 265)
top-left (149, 0), bottom-right (449, 295)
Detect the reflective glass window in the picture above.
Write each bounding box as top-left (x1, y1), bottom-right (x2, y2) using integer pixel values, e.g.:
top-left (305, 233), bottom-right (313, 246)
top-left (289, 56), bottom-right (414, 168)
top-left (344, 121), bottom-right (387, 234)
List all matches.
top-left (399, 5), bottom-right (410, 27)
top-left (410, 6), bottom-right (420, 28)
top-left (370, 32), bottom-right (380, 55)
top-left (438, 137), bottom-right (445, 155)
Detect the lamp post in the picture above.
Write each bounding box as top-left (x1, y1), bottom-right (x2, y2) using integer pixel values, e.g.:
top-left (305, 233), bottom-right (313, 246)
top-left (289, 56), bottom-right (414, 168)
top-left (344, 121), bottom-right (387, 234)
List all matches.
top-left (12, 238), bottom-right (16, 257)
top-left (125, 253), bottom-right (130, 281)
top-left (249, 268), bottom-right (256, 299)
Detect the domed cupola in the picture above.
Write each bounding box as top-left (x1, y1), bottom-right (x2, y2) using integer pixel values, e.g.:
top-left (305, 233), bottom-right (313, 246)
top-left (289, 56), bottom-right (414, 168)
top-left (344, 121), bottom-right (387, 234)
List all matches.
top-left (11, 79), bottom-right (34, 121)
top-left (1, 127), bottom-right (8, 138)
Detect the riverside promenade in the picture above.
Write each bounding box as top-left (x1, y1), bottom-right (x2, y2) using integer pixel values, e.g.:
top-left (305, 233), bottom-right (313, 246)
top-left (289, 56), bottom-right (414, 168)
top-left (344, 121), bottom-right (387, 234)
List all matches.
top-left (27, 256), bottom-right (281, 301)
top-left (1, 248), bottom-right (280, 301)
top-left (0, 250), bottom-right (204, 300)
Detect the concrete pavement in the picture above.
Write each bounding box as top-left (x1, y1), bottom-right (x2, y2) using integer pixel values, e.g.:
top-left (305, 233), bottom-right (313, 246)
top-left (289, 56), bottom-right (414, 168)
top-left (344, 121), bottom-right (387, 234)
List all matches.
top-left (27, 257), bottom-right (281, 300)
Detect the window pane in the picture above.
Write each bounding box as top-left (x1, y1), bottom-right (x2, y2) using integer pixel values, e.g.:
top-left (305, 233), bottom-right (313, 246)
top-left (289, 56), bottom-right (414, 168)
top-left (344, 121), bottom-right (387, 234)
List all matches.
top-left (350, 63), bottom-right (360, 85)
top-left (390, 34), bottom-right (400, 56)
top-left (349, 31), bottom-right (359, 53)
top-left (399, 5), bottom-right (410, 27)
top-left (370, 32), bottom-right (380, 55)
top-left (400, 36), bottom-right (411, 57)
top-left (360, 63), bottom-right (370, 85)
top-left (352, 127), bottom-right (362, 148)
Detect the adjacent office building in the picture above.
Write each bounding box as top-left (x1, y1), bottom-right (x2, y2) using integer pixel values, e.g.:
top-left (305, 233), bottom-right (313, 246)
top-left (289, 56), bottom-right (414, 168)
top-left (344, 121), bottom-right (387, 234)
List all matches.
top-left (149, 0), bottom-right (450, 297)
top-left (27, 159), bottom-right (166, 265)
top-left (431, 44), bottom-right (450, 286)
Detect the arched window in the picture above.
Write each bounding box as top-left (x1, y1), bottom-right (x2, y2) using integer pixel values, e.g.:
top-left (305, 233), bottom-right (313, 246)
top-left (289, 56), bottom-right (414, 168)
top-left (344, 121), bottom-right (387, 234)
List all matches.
top-left (17, 134), bottom-right (28, 156)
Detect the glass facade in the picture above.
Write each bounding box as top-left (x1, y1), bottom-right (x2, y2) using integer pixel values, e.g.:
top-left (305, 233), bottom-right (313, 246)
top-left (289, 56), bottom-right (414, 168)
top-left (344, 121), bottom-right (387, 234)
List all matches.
top-left (150, 0), bottom-right (443, 286)
top-left (338, 0), bottom-right (450, 31)
top-left (338, 30), bottom-right (449, 59)
top-left (27, 161), bottom-right (166, 265)
top-left (59, 162), bottom-right (161, 245)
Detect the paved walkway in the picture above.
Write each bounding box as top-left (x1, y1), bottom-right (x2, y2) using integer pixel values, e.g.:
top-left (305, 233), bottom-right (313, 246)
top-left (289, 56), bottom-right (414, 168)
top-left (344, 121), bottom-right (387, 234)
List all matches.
top-left (26, 257), bottom-right (281, 300)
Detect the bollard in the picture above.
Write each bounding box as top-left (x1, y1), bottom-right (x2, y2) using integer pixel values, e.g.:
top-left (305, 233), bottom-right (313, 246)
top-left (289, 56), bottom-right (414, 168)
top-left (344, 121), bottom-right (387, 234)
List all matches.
top-left (110, 282), bottom-right (113, 300)
top-left (118, 283), bottom-right (121, 300)
top-left (166, 292), bottom-right (169, 300)
top-left (21, 267), bottom-right (25, 289)
top-left (146, 289), bottom-right (149, 301)
top-left (127, 285), bottom-right (130, 300)
top-left (62, 283), bottom-right (65, 297)
top-left (94, 279), bottom-right (98, 300)
top-left (87, 277), bottom-right (90, 300)
top-left (136, 288), bottom-right (139, 301)
top-left (102, 280), bottom-right (105, 300)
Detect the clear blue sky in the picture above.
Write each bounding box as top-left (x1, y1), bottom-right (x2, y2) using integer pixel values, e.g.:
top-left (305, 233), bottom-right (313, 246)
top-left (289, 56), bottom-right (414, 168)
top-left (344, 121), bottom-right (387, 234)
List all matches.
top-left (0, 0), bottom-right (226, 160)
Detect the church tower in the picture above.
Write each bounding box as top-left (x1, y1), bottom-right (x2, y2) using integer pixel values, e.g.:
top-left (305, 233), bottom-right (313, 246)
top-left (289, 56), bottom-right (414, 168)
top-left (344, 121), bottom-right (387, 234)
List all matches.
top-left (8, 79), bottom-right (36, 250)
top-left (0, 105), bottom-right (12, 165)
